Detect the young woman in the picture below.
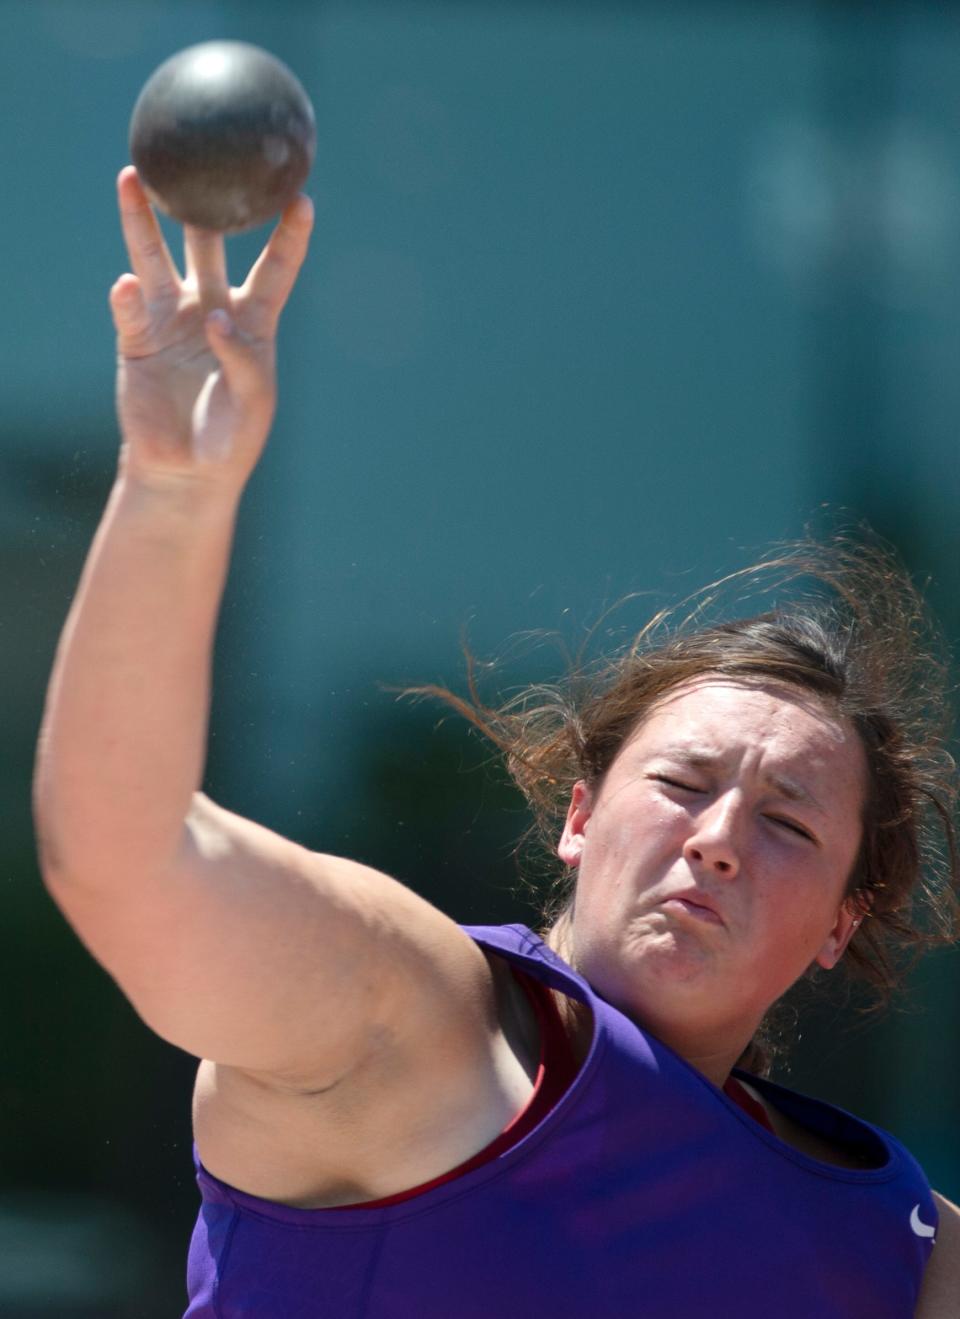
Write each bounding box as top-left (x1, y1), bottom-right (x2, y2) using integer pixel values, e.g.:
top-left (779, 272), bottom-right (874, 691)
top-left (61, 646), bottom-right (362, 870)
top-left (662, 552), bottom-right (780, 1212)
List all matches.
top-left (34, 166), bottom-right (960, 1316)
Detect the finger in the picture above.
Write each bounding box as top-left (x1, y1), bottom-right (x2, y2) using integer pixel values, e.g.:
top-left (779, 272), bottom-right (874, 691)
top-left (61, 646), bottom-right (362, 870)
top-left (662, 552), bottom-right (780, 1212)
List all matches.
top-left (204, 309), bottom-right (271, 407)
top-left (109, 272), bottom-right (150, 346)
top-left (184, 225), bottom-right (229, 311)
top-left (239, 194), bottom-right (314, 334)
top-left (116, 166), bottom-right (181, 301)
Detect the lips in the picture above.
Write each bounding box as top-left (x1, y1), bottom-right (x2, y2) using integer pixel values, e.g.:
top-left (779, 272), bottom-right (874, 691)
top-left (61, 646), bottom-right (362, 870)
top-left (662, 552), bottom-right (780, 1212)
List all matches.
top-left (661, 890), bottom-right (725, 925)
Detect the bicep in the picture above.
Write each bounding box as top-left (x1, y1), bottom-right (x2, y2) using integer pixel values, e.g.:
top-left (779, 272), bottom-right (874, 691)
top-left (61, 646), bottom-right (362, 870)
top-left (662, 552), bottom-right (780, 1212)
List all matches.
top-left (50, 793), bottom-right (492, 1084)
top-left (915, 1191), bottom-right (960, 1319)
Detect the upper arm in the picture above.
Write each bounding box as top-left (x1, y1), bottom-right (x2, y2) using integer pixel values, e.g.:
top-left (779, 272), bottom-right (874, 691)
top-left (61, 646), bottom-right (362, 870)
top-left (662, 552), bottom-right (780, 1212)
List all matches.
top-left (46, 792), bottom-right (493, 1086)
top-left (915, 1192), bottom-right (960, 1319)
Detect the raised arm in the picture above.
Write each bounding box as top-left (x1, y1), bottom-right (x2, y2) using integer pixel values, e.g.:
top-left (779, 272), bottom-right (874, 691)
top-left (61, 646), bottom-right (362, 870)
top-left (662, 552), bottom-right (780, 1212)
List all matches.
top-left (34, 166), bottom-right (310, 892)
top-left (32, 170), bottom-right (496, 1104)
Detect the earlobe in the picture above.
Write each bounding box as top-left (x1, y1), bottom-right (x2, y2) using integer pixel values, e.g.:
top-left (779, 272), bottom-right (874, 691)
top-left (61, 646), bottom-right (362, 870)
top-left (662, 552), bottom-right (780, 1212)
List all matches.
top-left (558, 780), bottom-right (593, 867)
top-left (814, 901), bottom-right (862, 970)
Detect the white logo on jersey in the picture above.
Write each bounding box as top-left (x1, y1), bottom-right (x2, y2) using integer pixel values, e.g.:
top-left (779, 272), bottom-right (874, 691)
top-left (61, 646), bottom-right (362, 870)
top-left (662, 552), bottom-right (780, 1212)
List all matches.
top-left (910, 1204), bottom-right (936, 1240)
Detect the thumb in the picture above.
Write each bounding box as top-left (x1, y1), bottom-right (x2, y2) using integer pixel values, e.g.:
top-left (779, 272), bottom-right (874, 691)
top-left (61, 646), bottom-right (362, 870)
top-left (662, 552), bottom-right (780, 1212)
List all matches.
top-left (110, 274), bottom-right (150, 344)
top-left (203, 309), bottom-right (266, 402)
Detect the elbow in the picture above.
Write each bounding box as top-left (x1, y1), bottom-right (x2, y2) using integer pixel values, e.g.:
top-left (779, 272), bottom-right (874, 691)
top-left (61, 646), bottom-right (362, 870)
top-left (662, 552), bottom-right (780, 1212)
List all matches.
top-left (33, 807), bottom-right (93, 897)
top-left (32, 764), bottom-right (68, 890)
top-left (32, 775), bottom-right (121, 895)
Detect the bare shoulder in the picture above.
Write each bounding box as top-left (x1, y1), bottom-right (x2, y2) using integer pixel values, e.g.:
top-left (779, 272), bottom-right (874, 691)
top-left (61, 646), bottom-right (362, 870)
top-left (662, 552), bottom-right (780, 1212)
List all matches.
top-left (915, 1192), bottom-right (960, 1319)
top-left (56, 786), bottom-right (541, 1208)
top-left (66, 792), bottom-right (499, 1079)
top-left (193, 938), bottom-right (541, 1209)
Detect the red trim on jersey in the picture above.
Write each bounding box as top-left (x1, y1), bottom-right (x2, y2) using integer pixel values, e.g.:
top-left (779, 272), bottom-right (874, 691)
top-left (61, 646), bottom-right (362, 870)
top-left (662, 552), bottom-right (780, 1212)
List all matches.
top-left (333, 966), bottom-right (579, 1210)
top-left (333, 975), bottom-right (774, 1211)
top-left (724, 1076), bottom-right (776, 1133)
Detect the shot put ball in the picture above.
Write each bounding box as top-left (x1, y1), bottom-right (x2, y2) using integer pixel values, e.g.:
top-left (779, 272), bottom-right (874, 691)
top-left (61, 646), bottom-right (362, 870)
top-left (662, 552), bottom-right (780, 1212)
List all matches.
top-left (129, 40), bottom-right (316, 233)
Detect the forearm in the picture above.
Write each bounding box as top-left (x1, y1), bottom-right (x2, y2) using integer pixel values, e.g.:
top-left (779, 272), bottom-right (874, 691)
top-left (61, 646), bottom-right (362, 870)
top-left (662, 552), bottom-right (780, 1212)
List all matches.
top-left (34, 471), bottom-right (241, 888)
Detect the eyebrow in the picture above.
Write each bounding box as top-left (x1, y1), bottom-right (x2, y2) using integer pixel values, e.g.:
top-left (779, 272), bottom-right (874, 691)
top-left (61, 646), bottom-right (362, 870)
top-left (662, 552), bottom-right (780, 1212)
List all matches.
top-left (652, 746), bottom-right (827, 816)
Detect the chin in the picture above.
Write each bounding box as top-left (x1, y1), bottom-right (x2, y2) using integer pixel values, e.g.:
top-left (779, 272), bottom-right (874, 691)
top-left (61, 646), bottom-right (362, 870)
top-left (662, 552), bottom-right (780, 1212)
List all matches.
top-left (629, 921), bottom-right (715, 977)
top-left (586, 932), bottom-right (718, 1014)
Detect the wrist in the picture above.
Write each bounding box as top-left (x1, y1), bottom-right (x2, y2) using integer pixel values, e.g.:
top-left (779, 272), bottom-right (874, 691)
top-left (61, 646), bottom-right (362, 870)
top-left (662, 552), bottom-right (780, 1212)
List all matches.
top-left (112, 464), bottom-right (246, 526)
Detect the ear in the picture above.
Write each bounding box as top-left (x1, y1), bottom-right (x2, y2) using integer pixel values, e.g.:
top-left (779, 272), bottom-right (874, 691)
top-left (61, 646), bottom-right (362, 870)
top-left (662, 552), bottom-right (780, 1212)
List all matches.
top-left (813, 900), bottom-right (862, 970)
top-left (558, 780), bottom-right (593, 867)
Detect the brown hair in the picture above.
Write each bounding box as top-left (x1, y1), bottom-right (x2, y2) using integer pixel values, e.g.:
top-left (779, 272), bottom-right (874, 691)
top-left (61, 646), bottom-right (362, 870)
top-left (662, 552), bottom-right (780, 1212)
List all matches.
top-left (408, 534), bottom-right (960, 1074)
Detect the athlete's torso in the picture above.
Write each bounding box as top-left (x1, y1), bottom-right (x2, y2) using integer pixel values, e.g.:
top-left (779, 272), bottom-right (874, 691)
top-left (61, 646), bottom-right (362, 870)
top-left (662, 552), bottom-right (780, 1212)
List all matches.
top-left (185, 923), bottom-right (937, 1318)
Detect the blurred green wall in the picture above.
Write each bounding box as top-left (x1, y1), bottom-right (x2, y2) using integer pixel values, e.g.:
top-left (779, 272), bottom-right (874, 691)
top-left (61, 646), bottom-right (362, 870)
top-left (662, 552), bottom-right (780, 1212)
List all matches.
top-left (2, 1), bottom-right (959, 1312)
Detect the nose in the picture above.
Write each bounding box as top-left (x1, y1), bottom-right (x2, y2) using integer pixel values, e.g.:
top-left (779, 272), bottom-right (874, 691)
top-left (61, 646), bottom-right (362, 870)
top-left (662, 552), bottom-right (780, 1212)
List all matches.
top-left (682, 795), bottom-right (741, 879)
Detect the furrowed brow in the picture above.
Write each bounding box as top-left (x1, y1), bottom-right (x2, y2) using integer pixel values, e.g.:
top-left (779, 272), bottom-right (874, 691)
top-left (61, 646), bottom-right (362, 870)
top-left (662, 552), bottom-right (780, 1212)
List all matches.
top-left (651, 747), bottom-right (826, 816)
top-left (764, 773), bottom-right (825, 815)
top-left (653, 746), bottom-right (719, 771)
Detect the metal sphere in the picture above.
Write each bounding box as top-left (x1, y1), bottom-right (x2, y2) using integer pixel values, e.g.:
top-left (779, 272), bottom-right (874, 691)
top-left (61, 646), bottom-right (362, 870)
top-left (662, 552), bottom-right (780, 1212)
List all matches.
top-left (129, 40), bottom-right (316, 232)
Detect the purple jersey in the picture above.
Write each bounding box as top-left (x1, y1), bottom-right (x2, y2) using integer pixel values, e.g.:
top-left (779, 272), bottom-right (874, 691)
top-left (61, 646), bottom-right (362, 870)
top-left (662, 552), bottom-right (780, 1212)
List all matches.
top-left (185, 924), bottom-right (937, 1317)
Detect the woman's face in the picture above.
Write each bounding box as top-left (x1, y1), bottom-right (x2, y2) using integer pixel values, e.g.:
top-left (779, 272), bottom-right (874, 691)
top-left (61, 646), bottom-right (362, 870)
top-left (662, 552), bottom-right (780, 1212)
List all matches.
top-left (557, 678), bottom-right (866, 1071)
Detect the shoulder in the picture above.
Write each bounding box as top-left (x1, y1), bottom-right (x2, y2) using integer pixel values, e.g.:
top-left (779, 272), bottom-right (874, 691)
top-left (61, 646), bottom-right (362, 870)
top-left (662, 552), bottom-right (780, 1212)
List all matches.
top-left (192, 928), bottom-right (543, 1208)
top-left (915, 1192), bottom-right (960, 1318)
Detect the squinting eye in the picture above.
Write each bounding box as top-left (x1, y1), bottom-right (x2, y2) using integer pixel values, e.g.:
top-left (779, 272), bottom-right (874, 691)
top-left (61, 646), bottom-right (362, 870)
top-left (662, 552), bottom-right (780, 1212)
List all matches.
top-left (650, 774), bottom-right (703, 793)
top-left (769, 816), bottom-right (815, 842)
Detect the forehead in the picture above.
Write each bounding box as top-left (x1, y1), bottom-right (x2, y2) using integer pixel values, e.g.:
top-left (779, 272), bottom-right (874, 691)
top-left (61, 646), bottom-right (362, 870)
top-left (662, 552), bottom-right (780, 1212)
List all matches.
top-left (623, 678), bottom-right (866, 801)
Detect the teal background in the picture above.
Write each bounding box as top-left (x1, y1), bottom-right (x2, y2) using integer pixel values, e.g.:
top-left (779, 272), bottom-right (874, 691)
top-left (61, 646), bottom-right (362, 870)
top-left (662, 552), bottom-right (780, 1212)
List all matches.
top-left (2, 2), bottom-right (959, 1312)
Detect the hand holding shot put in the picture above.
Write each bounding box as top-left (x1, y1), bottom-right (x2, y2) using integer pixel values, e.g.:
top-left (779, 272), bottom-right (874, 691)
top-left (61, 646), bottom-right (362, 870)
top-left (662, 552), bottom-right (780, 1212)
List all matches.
top-left (111, 165), bottom-right (313, 488)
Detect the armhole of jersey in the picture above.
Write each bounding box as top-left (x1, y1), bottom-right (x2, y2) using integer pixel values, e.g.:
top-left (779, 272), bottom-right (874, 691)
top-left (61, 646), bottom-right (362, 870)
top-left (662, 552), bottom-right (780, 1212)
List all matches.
top-left (331, 965), bottom-right (581, 1210)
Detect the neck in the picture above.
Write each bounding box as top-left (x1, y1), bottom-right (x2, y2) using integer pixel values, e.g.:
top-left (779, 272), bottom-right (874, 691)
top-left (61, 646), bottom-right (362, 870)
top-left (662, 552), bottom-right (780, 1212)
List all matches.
top-left (544, 915), bottom-right (762, 1088)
